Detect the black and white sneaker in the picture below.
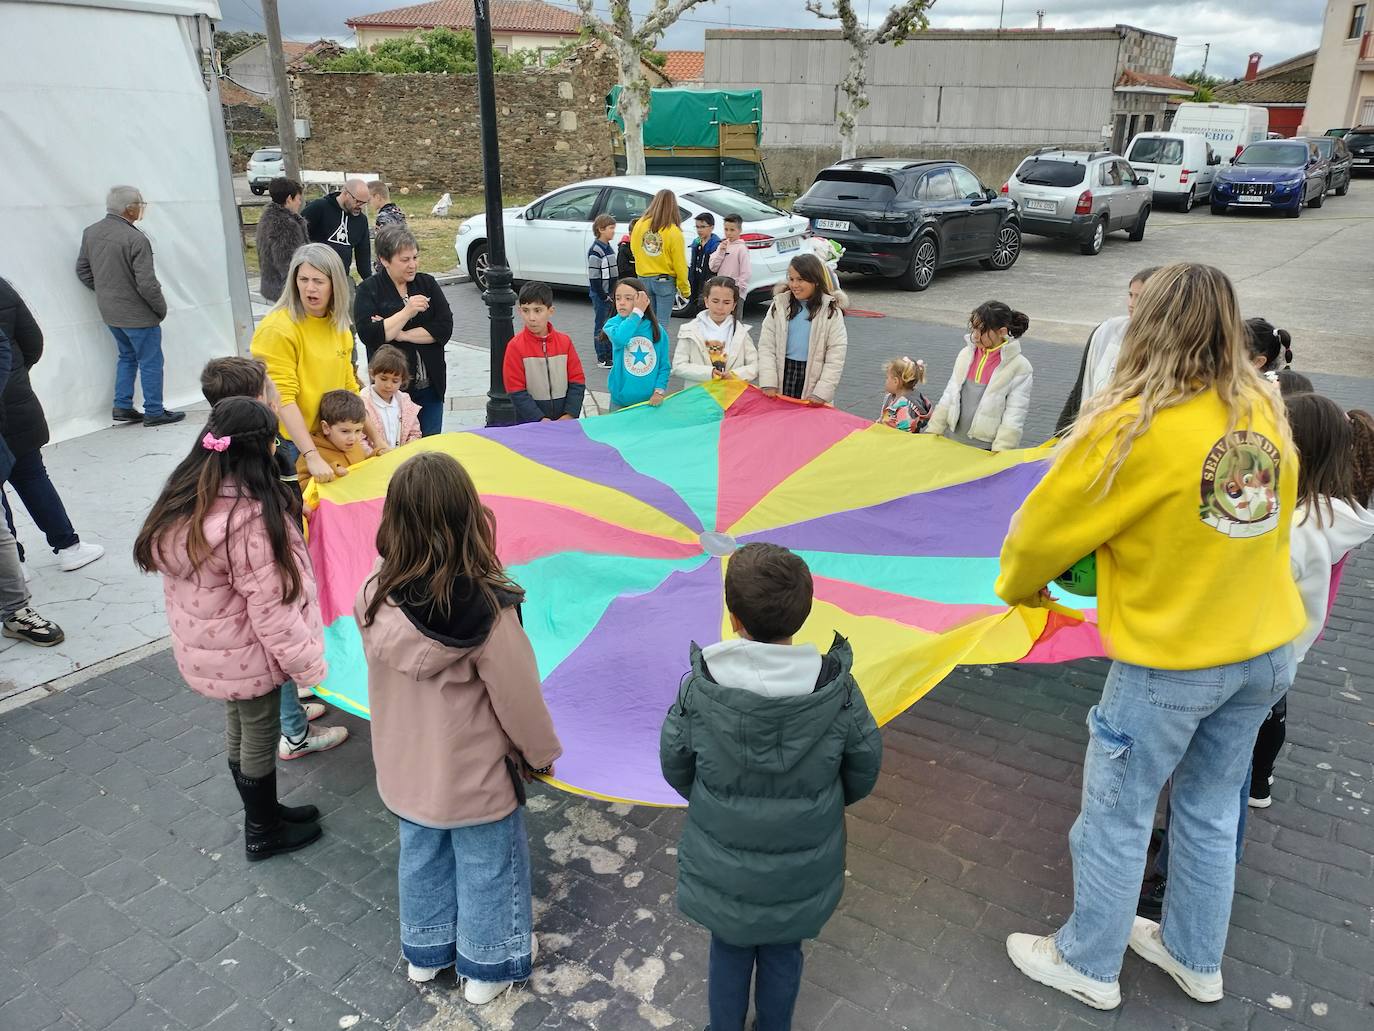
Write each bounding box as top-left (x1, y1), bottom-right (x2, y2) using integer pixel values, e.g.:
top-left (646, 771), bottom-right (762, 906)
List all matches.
top-left (1248, 774), bottom-right (1274, 809)
top-left (2, 606), bottom-right (65, 647)
top-left (597, 359), bottom-right (613, 369)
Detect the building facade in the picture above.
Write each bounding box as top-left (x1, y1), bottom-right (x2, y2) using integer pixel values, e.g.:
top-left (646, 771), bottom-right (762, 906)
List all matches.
top-left (1302, 1), bottom-right (1374, 131)
top-left (346, 0), bottom-right (581, 64)
top-left (703, 27), bottom-right (1183, 191)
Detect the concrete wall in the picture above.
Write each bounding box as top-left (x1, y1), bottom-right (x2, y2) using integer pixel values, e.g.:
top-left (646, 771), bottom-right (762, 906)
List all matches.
top-left (1303, 1), bottom-right (1372, 130)
top-left (705, 28), bottom-right (1183, 192)
top-left (293, 47), bottom-right (618, 194)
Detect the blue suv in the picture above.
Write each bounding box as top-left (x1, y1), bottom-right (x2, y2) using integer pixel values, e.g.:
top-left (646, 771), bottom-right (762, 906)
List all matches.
top-left (1211, 140), bottom-right (1329, 218)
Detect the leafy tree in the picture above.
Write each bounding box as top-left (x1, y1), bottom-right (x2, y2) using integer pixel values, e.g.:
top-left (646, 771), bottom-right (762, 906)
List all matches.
top-left (806, 0), bottom-right (934, 160)
top-left (1183, 69), bottom-right (1224, 103)
top-left (576, 0), bottom-right (717, 176)
top-left (310, 28), bottom-right (532, 74)
top-left (215, 30), bottom-right (267, 63)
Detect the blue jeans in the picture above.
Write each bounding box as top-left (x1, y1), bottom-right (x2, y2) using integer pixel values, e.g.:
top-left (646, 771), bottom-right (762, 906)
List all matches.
top-left (590, 291), bottom-right (612, 363)
top-left (279, 682), bottom-right (307, 742)
top-left (645, 275), bottom-right (677, 327)
top-left (708, 936), bottom-right (803, 1031)
top-left (1056, 645), bottom-right (1293, 982)
top-left (109, 325), bottom-right (165, 416)
top-left (3, 450), bottom-right (80, 558)
top-left (398, 809), bottom-right (534, 980)
top-left (407, 385), bottom-right (445, 437)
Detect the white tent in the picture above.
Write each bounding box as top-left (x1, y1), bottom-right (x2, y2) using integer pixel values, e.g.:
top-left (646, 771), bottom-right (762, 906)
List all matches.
top-left (0, 0), bottom-right (252, 441)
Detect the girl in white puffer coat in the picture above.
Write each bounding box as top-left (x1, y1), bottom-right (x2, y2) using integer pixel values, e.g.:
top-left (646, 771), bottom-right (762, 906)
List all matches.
top-left (927, 301), bottom-right (1033, 451)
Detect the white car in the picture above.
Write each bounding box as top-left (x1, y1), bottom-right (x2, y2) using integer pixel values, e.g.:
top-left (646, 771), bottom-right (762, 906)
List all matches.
top-left (454, 175), bottom-right (810, 310)
top-left (247, 147), bottom-right (284, 195)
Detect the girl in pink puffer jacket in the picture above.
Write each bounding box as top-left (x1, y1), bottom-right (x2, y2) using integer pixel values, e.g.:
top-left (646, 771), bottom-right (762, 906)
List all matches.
top-left (134, 397), bottom-right (327, 861)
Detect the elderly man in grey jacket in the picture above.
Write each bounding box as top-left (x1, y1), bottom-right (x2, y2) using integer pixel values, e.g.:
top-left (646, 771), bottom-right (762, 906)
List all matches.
top-left (76, 185), bottom-right (184, 426)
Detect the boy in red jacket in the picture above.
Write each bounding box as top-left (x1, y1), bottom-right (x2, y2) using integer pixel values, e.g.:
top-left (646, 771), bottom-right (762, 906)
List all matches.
top-left (502, 282), bottom-right (587, 424)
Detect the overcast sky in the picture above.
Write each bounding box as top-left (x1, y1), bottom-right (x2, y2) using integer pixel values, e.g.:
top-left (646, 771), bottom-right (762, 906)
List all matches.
top-left (220, 0), bottom-right (1326, 81)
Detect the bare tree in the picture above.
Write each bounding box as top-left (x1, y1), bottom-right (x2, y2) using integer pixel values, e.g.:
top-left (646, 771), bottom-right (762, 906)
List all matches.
top-left (577, 0), bottom-right (715, 175)
top-left (806, 0), bottom-right (934, 160)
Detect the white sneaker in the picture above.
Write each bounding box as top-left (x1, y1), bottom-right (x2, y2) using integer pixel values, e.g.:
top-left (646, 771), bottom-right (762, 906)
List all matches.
top-left (303, 702), bottom-right (326, 722)
top-left (278, 724), bottom-right (349, 760)
top-left (1006, 933), bottom-right (1121, 1010)
top-left (1128, 917), bottom-right (1223, 1002)
top-left (297, 684), bottom-right (316, 700)
top-left (407, 963), bottom-right (444, 983)
top-left (464, 977), bottom-right (513, 1006)
top-left (58, 541), bottom-right (104, 572)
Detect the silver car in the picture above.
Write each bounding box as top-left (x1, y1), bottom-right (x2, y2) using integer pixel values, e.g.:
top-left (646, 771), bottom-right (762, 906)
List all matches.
top-left (1005, 149), bottom-right (1153, 255)
top-left (247, 148), bottom-right (285, 195)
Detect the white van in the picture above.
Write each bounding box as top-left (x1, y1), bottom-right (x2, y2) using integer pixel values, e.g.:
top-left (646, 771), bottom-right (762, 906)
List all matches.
top-left (1170, 102), bottom-right (1270, 160)
top-left (1125, 132), bottom-right (1223, 211)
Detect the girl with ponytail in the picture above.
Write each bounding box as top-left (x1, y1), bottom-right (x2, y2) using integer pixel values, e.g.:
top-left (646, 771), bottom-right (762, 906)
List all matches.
top-left (134, 397), bottom-right (327, 861)
top-left (927, 300), bottom-right (1034, 450)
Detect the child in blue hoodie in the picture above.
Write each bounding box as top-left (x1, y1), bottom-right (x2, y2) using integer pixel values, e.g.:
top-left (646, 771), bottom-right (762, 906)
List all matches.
top-left (661, 543), bottom-right (883, 1031)
top-left (603, 278), bottom-right (671, 409)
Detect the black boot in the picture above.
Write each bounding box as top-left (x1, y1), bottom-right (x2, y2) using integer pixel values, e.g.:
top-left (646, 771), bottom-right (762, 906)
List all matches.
top-left (229, 760), bottom-right (319, 823)
top-left (234, 766), bottom-right (321, 861)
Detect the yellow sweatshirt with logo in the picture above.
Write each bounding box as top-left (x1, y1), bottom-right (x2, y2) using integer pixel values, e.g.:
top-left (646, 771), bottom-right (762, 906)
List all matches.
top-left (630, 218), bottom-right (690, 299)
top-left (996, 389), bottom-right (1304, 669)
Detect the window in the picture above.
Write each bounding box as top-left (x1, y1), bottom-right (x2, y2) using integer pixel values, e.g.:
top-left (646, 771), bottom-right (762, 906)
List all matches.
top-left (1127, 137), bottom-right (1183, 164)
top-left (917, 170), bottom-right (957, 201)
top-left (600, 188), bottom-right (650, 223)
top-left (804, 173), bottom-right (897, 203)
top-left (683, 189), bottom-right (787, 220)
top-left (1015, 159), bottom-right (1086, 187)
top-left (1100, 162), bottom-right (1123, 186)
top-left (538, 47), bottom-right (561, 66)
top-left (1349, 4), bottom-right (1367, 39)
top-left (1235, 143), bottom-right (1307, 167)
top-left (949, 166), bottom-right (985, 200)
top-left (530, 186), bottom-right (602, 222)
top-left (1117, 161), bottom-right (1138, 184)
top-left (1142, 114), bottom-right (1156, 133)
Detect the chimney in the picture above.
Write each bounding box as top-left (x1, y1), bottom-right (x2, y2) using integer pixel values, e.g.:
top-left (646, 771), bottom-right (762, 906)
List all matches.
top-left (1245, 53), bottom-right (1262, 80)
top-left (1037, 10), bottom-right (1046, 29)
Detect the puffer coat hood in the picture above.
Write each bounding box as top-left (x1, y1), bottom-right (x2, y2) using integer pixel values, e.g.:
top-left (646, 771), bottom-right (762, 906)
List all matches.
top-left (660, 634), bottom-right (883, 945)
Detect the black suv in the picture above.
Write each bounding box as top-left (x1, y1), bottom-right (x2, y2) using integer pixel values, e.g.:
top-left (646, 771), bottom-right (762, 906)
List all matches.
top-left (792, 158), bottom-right (1021, 291)
top-left (1347, 126), bottom-right (1374, 175)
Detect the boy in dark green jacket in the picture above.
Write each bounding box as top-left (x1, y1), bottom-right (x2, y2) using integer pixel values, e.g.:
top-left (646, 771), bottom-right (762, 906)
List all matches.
top-left (660, 543), bottom-right (883, 1031)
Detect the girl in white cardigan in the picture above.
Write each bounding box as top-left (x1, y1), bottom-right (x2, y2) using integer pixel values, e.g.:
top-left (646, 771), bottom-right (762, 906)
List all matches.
top-left (927, 301), bottom-right (1033, 451)
top-left (673, 277), bottom-right (758, 384)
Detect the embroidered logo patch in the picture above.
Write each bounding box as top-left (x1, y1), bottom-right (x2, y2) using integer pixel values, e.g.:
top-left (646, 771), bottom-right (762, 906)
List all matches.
top-left (1199, 431), bottom-right (1281, 538)
top-left (640, 230), bottom-right (664, 257)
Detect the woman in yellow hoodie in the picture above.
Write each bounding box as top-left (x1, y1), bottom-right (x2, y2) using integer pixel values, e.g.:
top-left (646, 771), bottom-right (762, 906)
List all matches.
top-left (997, 264), bottom-right (1304, 1012)
top-left (630, 189), bottom-right (691, 328)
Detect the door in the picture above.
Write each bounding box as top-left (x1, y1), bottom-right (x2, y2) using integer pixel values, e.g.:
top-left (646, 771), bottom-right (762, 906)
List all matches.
top-left (949, 165), bottom-right (1000, 256)
top-left (1196, 141), bottom-right (1218, 195)
top-left (1117, 160), bottom-right (1149, 219)
top-left (915, 169), bottom-right (965, 260)
top-left (1097, 160), bottom-right (1126, 229)
top-left (518, 185), bottom-right (604, 284)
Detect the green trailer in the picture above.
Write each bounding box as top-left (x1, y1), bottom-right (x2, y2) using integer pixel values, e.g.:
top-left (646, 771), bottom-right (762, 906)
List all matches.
top-left (607, 87), bottom-right (775, 198)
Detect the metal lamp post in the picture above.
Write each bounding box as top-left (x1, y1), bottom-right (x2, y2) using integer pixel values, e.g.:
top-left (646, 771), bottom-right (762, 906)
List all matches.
top-left (474, 0), bottom-right (517, 426)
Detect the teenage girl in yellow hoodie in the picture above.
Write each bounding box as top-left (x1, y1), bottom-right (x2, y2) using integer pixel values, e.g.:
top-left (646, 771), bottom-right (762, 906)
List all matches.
top-left (997, 264), bottom-right (1304, 1012)
top-left (630, 189), bottom-right (691, 328)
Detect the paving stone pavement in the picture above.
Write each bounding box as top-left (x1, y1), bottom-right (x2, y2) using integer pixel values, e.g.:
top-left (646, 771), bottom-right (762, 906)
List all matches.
top-left (2, 289), bottom-right (1372, 1030)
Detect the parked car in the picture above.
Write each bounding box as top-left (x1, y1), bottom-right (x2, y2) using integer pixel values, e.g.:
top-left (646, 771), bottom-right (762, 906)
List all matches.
top-left (1004, 149), bottom-right (1151, 255)
top-left (1171, 101), bottom-right (1269, 160)
top-left (1325, 128), bottom-right (1352, 138)
top-left (1125, 132), bottom-right (1222, 211)
top-left (246, 148), bottom-right (284, 195)
top-left (1299, 135), bottom-right (1353, 195)
top-left (1210, 140), bottom-right (1329, 217)
top-left (791, 159), bottom-right (1021, 292)
top-left (1347, 126), bottom-right (1374, 174)
top-left (453, 175), bottom-right (809, 311)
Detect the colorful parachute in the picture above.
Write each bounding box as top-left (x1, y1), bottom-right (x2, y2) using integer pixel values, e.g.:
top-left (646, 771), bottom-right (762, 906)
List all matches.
top-left (306, 380), bottom-right (1101, 806)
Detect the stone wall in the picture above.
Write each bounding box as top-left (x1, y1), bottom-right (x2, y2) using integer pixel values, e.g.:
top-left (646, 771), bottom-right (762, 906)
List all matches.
top-left (293, 48), bottom-right (621, 194)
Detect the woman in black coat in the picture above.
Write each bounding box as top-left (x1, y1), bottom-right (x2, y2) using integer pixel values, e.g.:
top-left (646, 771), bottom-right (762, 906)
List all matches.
top-left (0, 277), bottom-right (104, 573)
top-left (352, 225), bottom-right (454, 436)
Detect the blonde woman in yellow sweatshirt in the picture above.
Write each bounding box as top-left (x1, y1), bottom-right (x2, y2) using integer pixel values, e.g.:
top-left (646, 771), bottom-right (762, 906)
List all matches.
top-left (630, 190), bottom-right (691, 327)
top-left (997, 264), bottom-right (1304, 1012)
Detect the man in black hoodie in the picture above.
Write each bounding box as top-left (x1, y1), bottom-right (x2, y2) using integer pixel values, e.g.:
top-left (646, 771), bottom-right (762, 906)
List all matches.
top-left (302, 179), bottom-right (371, 279)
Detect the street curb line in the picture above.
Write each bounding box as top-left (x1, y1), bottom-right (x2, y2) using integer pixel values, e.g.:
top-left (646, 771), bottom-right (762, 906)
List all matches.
top-left (0, 637), bottom-right (173, 714)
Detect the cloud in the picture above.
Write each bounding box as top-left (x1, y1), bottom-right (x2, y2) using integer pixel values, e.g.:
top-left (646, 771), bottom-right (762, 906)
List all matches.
top-left (218, 0), bottom-right (1326, 81)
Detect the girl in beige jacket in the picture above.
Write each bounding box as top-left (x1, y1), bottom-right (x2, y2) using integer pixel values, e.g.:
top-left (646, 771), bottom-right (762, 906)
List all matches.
top-left (756, 254), bottom-right (847, 404)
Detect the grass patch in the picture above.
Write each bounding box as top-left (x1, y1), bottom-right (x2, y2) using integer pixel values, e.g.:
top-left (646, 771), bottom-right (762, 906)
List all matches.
top-left (239, 189), bottom-right (535, 278)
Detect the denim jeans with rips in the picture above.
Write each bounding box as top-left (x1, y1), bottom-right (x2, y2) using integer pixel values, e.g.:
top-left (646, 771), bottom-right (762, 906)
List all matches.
top-left (1055, 644), bottom-right (1294, 982)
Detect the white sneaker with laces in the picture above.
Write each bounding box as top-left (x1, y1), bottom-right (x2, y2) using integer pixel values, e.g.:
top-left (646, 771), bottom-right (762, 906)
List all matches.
top-left (278, 724), bottom-right (349, 760)
top-left (461, 934), bottom-right (536, 1006)
top-left (408, 963), bottom-right (444, 983)
top-left (58, 541), bottom-right (104, 572)
top-left (1006, 932), bottom-right (1121, 1010)
top-left (1128, 917), bottom-right (1223, 1002)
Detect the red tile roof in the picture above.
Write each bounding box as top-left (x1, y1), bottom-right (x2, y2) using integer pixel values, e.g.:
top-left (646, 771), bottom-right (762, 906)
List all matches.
top-left (1116, 69), bottom-right (1196, 93)
top-left (660, 50), bottom-right (704, 83)
top-left (347, 0), bottom-right (582, 35)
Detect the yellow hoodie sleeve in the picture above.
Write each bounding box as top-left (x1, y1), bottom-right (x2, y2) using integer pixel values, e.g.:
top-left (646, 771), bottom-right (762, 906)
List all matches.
top-left (995, 426), bottom-right (1126, 606)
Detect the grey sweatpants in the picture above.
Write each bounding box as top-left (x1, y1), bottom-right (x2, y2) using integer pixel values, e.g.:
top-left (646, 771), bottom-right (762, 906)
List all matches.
top-left (226, 687), bottom-right (281, 778)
